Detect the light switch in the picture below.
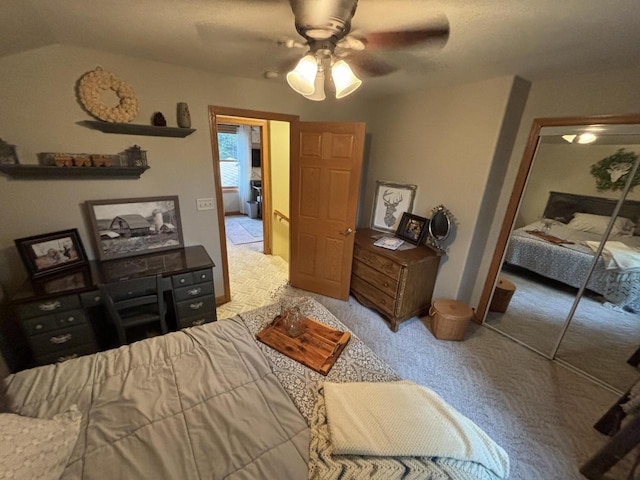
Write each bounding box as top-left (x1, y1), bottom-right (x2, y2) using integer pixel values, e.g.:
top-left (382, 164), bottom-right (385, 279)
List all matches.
top-left (196, 198), bottom-right (214, 211)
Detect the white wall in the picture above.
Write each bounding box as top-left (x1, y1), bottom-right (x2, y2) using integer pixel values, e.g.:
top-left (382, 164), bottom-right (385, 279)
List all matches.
top-left (517, 143), bottom-right (640, 227)
top-left (222, 191), bottom-right (241, 214)
top-left (0, 44), bottom-right (370, 298)
top-left (471, 66), bottom-right (640, 308)
top-left (362, 76), bottom-right (525, 302)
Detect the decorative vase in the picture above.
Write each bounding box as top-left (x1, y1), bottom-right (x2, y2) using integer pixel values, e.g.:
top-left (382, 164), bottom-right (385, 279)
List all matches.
top-left (177, 102), bottom-right (191, 128)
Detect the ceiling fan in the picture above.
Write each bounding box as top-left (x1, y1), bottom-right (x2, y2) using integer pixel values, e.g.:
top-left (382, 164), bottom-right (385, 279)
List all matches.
top-left (282, 0), bottom-right (449, 100)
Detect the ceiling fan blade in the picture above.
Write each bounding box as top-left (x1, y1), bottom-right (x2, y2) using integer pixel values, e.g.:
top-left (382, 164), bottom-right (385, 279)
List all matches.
top-left (346, 51), bottom-right (397, 77)
top-left (365, 23), bottom-right (450, 50)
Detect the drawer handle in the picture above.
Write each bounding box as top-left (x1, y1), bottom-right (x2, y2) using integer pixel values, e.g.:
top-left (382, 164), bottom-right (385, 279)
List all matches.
top-left (39, 300), bottom-right (61, 311)
top-left (50, 333), bottom-right (72, 344)
top-left (189, 301), bottom-right (204, 310)
top-left (380, 299), bottom-right (386, 305)
top-left (180, 278), bottom-right (186, 284)
top-left (57, 353), bottom-right (78, 362)
top-left (200, 274), bottom-right (207, 280)
top-left (383, 282), bottom-right (389, 287)
top-left (192, 319), bottom-right (205, 326)
top-left (187, 287), bottom-right (202, 296)
top-left (94, 295), bottom-right (101, 302)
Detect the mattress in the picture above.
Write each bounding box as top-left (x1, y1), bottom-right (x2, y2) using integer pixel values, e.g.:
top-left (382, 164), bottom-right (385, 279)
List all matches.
top-left (1, 298), bottom-right (500, 480)
top-left (505, 220), bottom-right (640, 307)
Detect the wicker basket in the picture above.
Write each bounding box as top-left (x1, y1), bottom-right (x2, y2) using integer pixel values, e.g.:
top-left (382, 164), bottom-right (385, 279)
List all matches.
top-left (429, 299), bottom-right (473, 341)
top-left (489, 276), bottom-right (516, 313)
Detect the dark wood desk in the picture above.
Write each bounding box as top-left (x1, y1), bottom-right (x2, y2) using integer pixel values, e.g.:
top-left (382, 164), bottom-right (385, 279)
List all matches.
top-left (9, 245), bottom-right (216, 367)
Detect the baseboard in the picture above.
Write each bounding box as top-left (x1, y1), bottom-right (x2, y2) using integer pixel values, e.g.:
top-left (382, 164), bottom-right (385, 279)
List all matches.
top-left (224, 211), bottom-right (242, 216)
top-left (216, 294), bottom-right (230, 306)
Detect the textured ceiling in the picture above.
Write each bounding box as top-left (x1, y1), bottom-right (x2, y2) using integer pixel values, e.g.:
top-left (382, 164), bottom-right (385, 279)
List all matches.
top-left (2, 0), bottom-right (640, 97)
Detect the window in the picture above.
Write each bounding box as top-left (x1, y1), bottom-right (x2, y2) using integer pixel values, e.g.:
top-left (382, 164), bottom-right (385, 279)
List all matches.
top-left (218, 130), bottom-right (238, 188)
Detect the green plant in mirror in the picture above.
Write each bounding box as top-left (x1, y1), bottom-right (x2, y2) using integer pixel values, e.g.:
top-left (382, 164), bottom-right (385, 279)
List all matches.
top-left (590, 148), bottom-right (639, 191)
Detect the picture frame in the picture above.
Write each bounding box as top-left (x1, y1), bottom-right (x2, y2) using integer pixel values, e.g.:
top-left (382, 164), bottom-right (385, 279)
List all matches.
top-left (86, 196), bottom-right (184, 261)
top-left (371, 181), bottom-right (417, 233)
top-left (15, 229), bottom-right (88, 278)
top-left (395, 212), bottom-right (429, 245)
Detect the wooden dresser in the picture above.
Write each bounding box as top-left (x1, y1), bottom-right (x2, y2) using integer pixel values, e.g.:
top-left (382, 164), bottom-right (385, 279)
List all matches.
top-left (350, 228), bottom-right (442, 331)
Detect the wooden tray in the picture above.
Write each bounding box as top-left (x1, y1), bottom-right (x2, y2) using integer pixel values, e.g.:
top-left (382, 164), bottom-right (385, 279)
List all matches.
top-left (256, 316), bottom-right (351, 375)
top-left (526, 230), bottom-right (575, 245)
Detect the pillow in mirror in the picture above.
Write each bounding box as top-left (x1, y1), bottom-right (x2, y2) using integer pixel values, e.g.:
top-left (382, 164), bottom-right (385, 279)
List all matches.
top-left (567, 212), bottom-right (636, 237)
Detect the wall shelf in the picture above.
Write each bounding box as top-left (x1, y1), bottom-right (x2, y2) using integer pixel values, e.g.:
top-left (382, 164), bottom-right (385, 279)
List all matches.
top-left (78, 120), bottom-right (196, 138)
top-left (0, 164), bottom-right (149, 179)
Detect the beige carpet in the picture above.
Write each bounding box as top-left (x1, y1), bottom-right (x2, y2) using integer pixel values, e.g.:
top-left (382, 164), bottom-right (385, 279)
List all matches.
top-left (486, 266), bottom-right (640, 393)
top-left (216, 247), bottom-right (636, 479)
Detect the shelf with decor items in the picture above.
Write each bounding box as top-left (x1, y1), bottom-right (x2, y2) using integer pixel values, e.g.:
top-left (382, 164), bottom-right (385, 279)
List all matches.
top-left (0, 164), bottom-right (149, 179)
top-left (78, 120), bottom-right (196, 138)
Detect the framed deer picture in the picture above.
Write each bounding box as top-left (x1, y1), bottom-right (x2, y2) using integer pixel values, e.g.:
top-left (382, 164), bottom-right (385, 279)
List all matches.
top-left (371, 181), bottom-right (417, 233)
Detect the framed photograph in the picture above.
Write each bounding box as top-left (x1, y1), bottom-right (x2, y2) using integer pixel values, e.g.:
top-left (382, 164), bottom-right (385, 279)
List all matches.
top-left (395, 212), bottom-right (429, 245)
top-left (86, 196), bottom-right (184, 261)
top-left (371, 181), bottom-right (417, 233)
top-left (15, 229), bottom-right (88, 278)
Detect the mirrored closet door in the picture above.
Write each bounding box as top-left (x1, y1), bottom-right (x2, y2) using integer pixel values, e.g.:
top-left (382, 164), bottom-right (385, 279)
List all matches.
top-left (481, 115), bottom-right (640, 393)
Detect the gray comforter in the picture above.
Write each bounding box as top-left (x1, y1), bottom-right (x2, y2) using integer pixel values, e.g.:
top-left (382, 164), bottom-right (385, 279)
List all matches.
top-left (0, 317), bottom-right (309, 479)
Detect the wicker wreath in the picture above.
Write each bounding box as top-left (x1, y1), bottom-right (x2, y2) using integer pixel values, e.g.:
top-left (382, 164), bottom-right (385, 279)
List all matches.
top-left (77, 67), bottom-right (139, 123)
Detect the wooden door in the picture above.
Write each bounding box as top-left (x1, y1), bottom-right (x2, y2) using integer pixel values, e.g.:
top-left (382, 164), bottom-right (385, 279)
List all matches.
top-left (290, 122), bottom-right (365, 300)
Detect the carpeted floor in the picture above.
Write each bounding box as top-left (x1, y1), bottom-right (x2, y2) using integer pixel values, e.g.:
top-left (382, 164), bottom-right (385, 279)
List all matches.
top-left (224, 214), bottom-right (263, 245)
top-left (486, 266), bottom-right (640, 393)
top-left (216, 244), bottom-right (636, 479)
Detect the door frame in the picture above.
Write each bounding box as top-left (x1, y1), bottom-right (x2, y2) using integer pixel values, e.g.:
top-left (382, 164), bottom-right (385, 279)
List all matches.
top-left (208, 106), bottom-right (299, 304)
top-left (475, 113), bottom-right (640, 321)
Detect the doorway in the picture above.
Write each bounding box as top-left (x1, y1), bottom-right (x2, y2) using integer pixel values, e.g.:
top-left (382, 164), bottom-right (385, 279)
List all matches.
top-left (217, 119), bottom-right (266, 253)
top-left (209, 106), bottom-right (299, 304)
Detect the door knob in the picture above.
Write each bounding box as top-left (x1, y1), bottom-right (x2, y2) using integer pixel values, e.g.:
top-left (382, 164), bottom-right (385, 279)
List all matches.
top-left (340, 227), bottom-right (353, 236)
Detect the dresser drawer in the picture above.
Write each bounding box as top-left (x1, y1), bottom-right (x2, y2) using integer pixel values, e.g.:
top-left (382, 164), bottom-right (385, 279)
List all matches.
top-left (15, 295), bottom-right (81, 320)
top-left (192, 269), bottom-right (213, 283)
top-left (107, 277), bottom-right (157, 301)
top-left (350, 275), bottom-right (396, 318)
top-left (178, 311), bottom-right (217, 329)
top-left (352, 260), bottom-right (399, 298)
top-left (80, 290), bottom-right (103, 308)
top-left (172, 272), bottom-right (194, 288)
top-left (353, 245), bottom-right (402, 280)
top-left (174, 281), bottom-right (214, 302)
top-left (176, 294), bottom-right (216, 319)
top-left (34, 343), bottom-right (98, 366)
top-left (29, 324), bottom-right (95, 356)
top-left (22, 314), bottom-right (57, 336)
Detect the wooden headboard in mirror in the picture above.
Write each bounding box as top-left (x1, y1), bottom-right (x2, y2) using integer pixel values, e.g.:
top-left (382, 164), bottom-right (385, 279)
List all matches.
top-left (543, 191), bottom-right (640, 234)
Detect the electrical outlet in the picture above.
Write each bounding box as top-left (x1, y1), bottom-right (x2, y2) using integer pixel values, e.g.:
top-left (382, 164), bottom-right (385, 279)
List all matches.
top-left (196, 198), bottom-right (214, 211)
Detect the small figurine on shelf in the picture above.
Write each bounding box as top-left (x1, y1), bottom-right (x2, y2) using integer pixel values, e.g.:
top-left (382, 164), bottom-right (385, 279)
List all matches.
top-left (124, 145), bottom-right (147, 167)
top-left (152, 112), bottom-right (167, 126)
top-left (176, 102), bottom-right (191, 128)
top-left (0, 138), bottom-right (19, 165)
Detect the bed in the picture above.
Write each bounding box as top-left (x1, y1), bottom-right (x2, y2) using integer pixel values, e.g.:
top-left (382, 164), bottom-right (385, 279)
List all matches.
top-left (0, 298), bottom-right (506, 480)
top-left (505, 191), bottom-right (640, 308)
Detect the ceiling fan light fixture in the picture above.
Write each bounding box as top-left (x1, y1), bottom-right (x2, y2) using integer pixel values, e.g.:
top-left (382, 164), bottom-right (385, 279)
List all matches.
top-left (304, 70), bottom-right (326, 101)
top-left (331, 59), bottom-right (362, 99)
top-left (286, 54), bottom-right (318, 96)
top-left (577, 133), bottom-right (597, 144)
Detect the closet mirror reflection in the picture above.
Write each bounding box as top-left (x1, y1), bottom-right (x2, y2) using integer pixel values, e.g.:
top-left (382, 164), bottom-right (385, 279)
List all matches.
top-left (484, 116), bottom-right (640, 393)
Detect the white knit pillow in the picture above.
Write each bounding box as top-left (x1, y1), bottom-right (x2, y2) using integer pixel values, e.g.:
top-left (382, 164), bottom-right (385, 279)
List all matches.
top-left (0, 405), bottom-right (81, 480)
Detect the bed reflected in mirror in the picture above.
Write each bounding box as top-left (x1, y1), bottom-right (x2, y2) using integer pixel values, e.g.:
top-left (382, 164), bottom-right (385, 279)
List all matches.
top-left (484, 120), bottom-right (640, 392)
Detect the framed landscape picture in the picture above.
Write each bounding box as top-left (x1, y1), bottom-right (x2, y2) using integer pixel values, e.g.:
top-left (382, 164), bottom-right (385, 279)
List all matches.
top-left (370, 181), bottom-right (417, 233)
top-left (15, 228), bottom-right (88, 278)
top-left (86, 196), bottom-right (184, 261)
